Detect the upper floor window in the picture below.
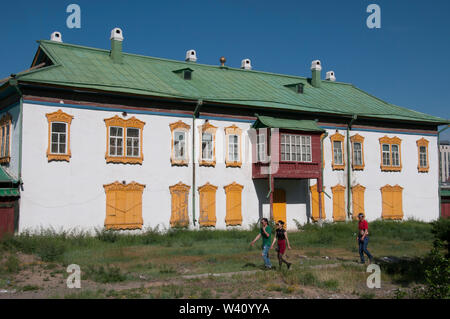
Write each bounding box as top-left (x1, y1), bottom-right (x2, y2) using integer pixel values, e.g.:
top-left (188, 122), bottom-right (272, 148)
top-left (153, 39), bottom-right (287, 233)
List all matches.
top-left (330, 132), bottom-right (345, 170)
top-left (46, 109), bottom-right (74, 162)
top-left (350, 134), bottom-right (365, 170)
top-left (0, 113), bottom-right (12, 164)
top-left (198, 122), bottom-right (217, 167)
top-left (416, 138), bottom-right (429, 173)
top-left (105, 115), bottom-right (145, 164)
top-left (281, 134), bottom-right (311, 162)
top-left (169, 121), bottom-right (190, 166)
top-left (379, 136), bottom-right (402, 172)
top-left (257, 132), bottom-right (266, 162)
top-left (225, 125), bottom-right (242, 167)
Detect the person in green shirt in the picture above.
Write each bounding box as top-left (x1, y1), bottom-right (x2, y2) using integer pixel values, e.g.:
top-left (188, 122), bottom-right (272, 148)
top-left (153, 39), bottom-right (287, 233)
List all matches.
top-left (250, 218), bottom-right (272, 269)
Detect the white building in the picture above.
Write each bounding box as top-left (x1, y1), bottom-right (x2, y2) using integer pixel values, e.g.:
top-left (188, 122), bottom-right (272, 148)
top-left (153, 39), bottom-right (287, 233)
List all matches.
top-left (439, 141), bottom-right (450, 183)
top-left (0, 29), bottom-right (447, 234)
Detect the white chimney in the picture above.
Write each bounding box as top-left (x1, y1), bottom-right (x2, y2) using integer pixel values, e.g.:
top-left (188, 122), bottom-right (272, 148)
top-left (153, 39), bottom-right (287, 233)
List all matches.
top-left (311, 60), bottom-right (322, 71)
top-left (185, 50), bottom-right (197, 62)
top-left (326, 71), bottom-right (336, 82)
top-left (110, 27), bottom-right (124, 41)
top-left (50, 31), bottom-right (63, 43)
top-left (241, 59), bottom-right (252, 70)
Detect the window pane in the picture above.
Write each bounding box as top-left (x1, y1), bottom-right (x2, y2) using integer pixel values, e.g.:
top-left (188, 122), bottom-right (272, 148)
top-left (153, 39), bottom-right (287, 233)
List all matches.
top-left (59, 143), bottom-right (66, 154)
top-left (52, 133), bottom-right (58, 143)
top-left (52, 123), bottom-right (66, 133)
top-left (127, 128), bottom-right (139, 138)
top-left (51, 143), bottom-right (59, 154)
top-left (334, 141), bottom-right (342, 165)
top-left (59, 134), bottom-right (66, 144)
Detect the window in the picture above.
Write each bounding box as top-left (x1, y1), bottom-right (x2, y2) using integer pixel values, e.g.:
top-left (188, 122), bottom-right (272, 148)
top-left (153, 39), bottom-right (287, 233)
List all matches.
top-left (381, 185), bottom-right (403, 220)
top-left (46, 109), bottom-right (73, 162)
top-left (310, 184), bottom-right (326, 221)
top-left (103, 181), bottom-right (145, 230)
top-left (225, 125), bottom-right (242, 167)
top-left (352, 184), bottom-right (366, 220)
top-left (350, 134), bottom-right (365, 170)
top-left (170, 121), bottom-right (190, 166)
top-left (224, 182), bottom-right (244, 226)
top-left (198, 183), bottom-right (218, 227)
top-left (0, 113), bottom-right (12, 164)
top-left (416, 138), bottom-right (429, 172)
top-left (257, 132), bottom-right (266, 162)
top-left (330, 132), bottom-right (345, 170)
top-left (169, 182), bottom-right (190, 228)
top-left (198, 122), bottom-right (217, 166)
top-left (281, 134), bottom-right (311, 162)
top-left (331, 184), bottom-right (346, 222)
top-left (379, 136), bottom-right (402, 171)
top-left (104, 115), bottom-right (145, 164)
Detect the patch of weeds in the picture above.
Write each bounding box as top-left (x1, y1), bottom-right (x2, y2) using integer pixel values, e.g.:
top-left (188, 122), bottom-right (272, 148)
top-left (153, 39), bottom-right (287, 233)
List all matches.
top-left (3, 254), bottom-right (20, 273)
top-left (207, 257), bottom-right (218, 264)
top-left (159, 264), bottom-right (176, 274)
top-left (393, 288), bottom-right (407, 299)
top-left (64, 289), bottom-right (104, 299)
top-left (359, 292), bottom-right (376, 299)
top-left (36, 240), bottom-right (66, 262)
top-left (159, 285), bottom-right (184, 299)
top-left (95, 229), bottom-right (120, 243)
top-left (84, 264), bottom-right (127, 283)
top-left (21, 284), bottom-right (40, 292)
top-left (297, 272), bottom-right (318, 286)
top-left (281, 286), bottom-right (296, 294)
top-left (180, 240), bottom-right (194, 248)
top-left (321, 279), bottom-right (339, 291)
top-left (266, 283), bottom-right (283, 292)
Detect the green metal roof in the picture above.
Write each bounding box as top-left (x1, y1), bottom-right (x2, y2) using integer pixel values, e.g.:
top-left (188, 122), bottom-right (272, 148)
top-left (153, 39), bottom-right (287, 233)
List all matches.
top-left (13, 40), bottom-right (448, 125)
top-left (253, 115), bottom-right (325, 132)
top-left (441, 189), bottom-right (450, 197)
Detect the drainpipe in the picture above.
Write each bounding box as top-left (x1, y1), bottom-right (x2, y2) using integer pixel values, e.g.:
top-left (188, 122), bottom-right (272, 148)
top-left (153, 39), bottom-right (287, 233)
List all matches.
top-left (438, 124), bottom-right (450, 219)
top-left (320, 131), bottom-right (329, 220)
top-left (347, 114), bottom-right (357, 220)
top-left (192, 99), bottom-right (203, 227)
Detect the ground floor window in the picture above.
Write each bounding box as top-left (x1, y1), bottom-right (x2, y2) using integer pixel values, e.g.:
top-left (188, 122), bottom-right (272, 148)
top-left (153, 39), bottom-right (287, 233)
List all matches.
top-left (224, 182), bottom-right (244, 226)
top-left (310, 184), bottom-right (325, 221)
top-left (169, 182), bottom-right (190, 228)
top-left (381, 185), bottom-right (403, 220)
top-left (198, 183), bottom-right (218, 227)
top-left (103, 181), bottom-right (145, 230)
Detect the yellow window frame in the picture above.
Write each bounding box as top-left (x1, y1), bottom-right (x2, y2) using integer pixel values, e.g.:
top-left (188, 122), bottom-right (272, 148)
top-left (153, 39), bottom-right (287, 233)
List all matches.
top-left (224, 125), bottom-right (242, 168)
top-left (104, 115), bottom-right (145, 164)
top-left (46, 109), bottom-right (74, 162)
top-left (0, 113), bottom-right (12, 164)
top-left (416, 138), bottom-right (429, 173)
top-left (169, 121), bottom-right (190, 166)
top-left (198, 122), bottom-right (217, 167)
top-left (330, 132), bottom-right (345, 170)
top-left (350, 134), bottom-right (365, 170)
top-left (379, 136), bottom-right (402, 172)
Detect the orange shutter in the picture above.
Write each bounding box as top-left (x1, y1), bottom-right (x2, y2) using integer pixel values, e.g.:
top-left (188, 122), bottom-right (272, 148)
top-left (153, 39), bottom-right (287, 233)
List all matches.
top-left (198, 183), bottom-right (218, 227)
top-left (310, 184), bottom-right (325, 221)
top-left (381, 185), bottom-right (403, 220)
top-left (273, 189), bottom-right (287, 226)
top-left (352, 185), bottom-right (366, 219)
top-left (169, 182), bottom-right (190, 227)
top-left (224, 183), bottom-right (244, 226)
top-left (331, 185), bottom-right (346, 221)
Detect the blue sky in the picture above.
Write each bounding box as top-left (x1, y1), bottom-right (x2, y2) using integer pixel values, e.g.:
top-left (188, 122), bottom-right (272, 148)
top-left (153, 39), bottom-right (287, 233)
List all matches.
top-left (1, 0), bottom-right (449, 138)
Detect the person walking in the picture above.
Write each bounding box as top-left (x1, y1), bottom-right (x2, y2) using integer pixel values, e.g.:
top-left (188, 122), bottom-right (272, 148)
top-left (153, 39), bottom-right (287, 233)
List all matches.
top-left (250, 218), bottom-right (272, 269)
top-left (270, 220), bottom-right (292, 270)
top-left (357, 213), bottom-right (373, 264)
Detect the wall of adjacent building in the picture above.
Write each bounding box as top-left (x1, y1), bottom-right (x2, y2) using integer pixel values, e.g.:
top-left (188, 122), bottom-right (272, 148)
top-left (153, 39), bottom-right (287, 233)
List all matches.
top-left (0, 102), bottom-right (21, 180)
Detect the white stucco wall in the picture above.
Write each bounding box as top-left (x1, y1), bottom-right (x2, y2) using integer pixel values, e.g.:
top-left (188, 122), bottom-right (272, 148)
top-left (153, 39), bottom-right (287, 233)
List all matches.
top-left (18, 101), bottom-right (440, 233)
top-left (321, 128), bottom-right (439, 222)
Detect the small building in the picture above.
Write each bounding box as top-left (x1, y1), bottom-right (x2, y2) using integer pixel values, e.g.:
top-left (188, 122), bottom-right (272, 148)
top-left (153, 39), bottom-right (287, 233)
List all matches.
top-left (0, 29), bottom-right (448, 234)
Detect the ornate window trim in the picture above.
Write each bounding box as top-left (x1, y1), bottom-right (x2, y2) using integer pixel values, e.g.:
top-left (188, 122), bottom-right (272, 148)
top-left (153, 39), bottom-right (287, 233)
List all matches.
top-left (0, 113), bottom-right (12, 164)
top-left (330, 132), bottom-right (345, 170)
top-left (169, 121), bottom-right (190, 166)
top-left (416, 138), bottom-right (429, 173)
top-left (379, 136), bottom-right (402, 172)
top-left (103, 181), bottom-right (146, 230)
top-left (351, 184), bottom-right (366, 220)
top-left (169, 182), bottom-right (191, 228)
top-left (46, 109), bottom-right (74, 162)
top-left (350, 134), bottom-right (365, 170)
top-left (224, 182), bottom-right (244, 226)
top-left (198, 122), bottom-right (217, 167)
top-left (224, 125), bottom-right (242, 168)
top-left (380, 184), bottom-right (404, 220)
top-left (105, 115), bottom-right (145, 164)
top-left (331, 184), bottom-right (346, 222)
top-left (198, 182), bottom-right (218, 227)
